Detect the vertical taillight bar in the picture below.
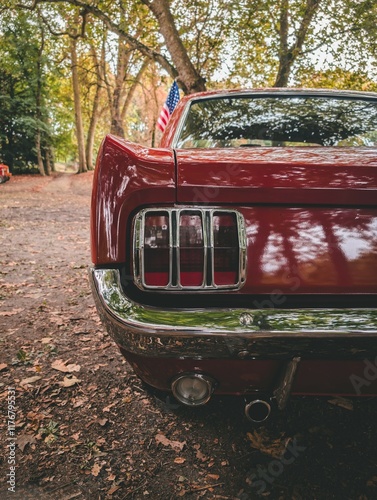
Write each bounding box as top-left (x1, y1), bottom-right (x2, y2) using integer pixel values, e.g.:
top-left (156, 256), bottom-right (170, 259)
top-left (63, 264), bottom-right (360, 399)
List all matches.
top-left (143, 212), bottom-right (170, 286)
top-left (178, 211), bottom-right (205, 287)
top-left (212, 212), bottom-right (239, 286)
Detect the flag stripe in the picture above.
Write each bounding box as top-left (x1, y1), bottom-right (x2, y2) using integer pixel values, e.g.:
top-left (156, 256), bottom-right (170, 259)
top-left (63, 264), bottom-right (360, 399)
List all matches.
top-left (157, 82), bottom-right (180, 133)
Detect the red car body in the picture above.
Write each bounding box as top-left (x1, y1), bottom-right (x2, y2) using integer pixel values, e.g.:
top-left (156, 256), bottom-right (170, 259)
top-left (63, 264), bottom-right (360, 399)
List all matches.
top-left (90, 89), bottom-right (377, 421)
top-left (0, 164), bottom-right (11, 183)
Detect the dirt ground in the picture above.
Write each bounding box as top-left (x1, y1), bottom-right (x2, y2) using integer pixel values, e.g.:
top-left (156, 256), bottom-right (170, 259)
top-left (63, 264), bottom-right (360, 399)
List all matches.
top-left (0, 173), bottom-right (376, 500)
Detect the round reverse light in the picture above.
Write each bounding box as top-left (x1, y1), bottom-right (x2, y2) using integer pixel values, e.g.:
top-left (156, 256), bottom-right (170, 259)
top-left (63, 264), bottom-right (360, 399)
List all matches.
top-left (171, 373), bottom-right (215, 406)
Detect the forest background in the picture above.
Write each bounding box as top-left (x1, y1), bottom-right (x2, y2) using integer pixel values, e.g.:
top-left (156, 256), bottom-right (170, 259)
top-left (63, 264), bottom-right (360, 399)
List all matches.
top-left (1, 0), bottom-right (376, 176)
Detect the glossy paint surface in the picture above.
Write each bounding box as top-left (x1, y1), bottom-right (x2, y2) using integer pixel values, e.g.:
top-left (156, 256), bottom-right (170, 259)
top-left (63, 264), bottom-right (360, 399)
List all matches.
top-left (176, 147), bottom-right (377, 205)
top-left (122, 351), bottom-right (377, 396)
top-left (175, 147), bottom-right (377, 294)
top-left (91, 135), bottom-right (175, 264)
top-left (239, 206), bottom-right (377, 294)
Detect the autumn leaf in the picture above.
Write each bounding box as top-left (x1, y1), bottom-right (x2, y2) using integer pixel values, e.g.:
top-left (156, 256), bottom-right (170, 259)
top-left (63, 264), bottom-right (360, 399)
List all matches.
top-left (59, 376), bottom-right (81, 387)
top-left (155, 433), bottom-right (186, 452)
top-left (107, 485), bottom-right (121, 495)
top-left (196, 449), bottom-right (207, 462)
top-left (0, 363), bottom-right (8, 372)
top-left (207, 474), bottom-right (220, 481)
top-left (20, 376), bottom-right (42, 387)
top-left (51, 359), bottom-right (81, 373)
top-left (17, 433), bottom-right (36, 452)
top-left (328, 397), bottom-right (353, 411)
top-left (91, 462), bottom-right (103, 477)
top-left (0, 308), bottom-right (23, 316)
top-left (174, 457), bottom-right (186, 464)
top-left (247, 429), bottom-right (291, 458)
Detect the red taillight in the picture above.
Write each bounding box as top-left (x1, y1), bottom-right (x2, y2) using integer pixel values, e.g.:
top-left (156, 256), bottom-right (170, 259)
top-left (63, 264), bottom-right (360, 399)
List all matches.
top-left (213, 213), bottom-right (239, 285)
top-left (134, 208), bottom-right (246, 290)
top-left (179, 212), bottom-right (205, 286)
top-left (144, 213), bottom-right (170, 286)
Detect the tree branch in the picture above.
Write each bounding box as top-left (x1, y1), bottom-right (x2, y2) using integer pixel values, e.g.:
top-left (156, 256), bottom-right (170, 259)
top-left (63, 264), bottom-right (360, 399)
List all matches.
top-left (17, 0), bottom-right (178, 79)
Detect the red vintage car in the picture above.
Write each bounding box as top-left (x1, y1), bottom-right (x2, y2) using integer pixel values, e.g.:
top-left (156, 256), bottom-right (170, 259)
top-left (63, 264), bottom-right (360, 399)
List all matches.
top-left (0, 163), bottom-right (11, 183)
top-left (90, 89), bottom-right (377, 422)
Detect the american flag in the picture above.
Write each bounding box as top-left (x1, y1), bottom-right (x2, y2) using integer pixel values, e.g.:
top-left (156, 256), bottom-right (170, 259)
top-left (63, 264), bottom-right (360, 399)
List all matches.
top-left (157, 81), bottom-right (180, 132)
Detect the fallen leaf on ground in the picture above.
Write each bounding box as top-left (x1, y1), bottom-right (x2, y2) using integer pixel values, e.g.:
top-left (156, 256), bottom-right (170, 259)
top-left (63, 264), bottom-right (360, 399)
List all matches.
top-left (72, 397), bottom-right (87, 408)
top-left (59, 376), bottom-right (81, 387)
top-left (51, 359), bottom-right (81, 373)
top-left (0, 308), bottom-right (23, 316)
top-left (207, 474), bottom-right (220, 481)
top-left (247, 429), bottom-right (290, 458)
top-left (155, 433), bottom-right (186, 452)
top-left (20, 376), bottom-right (42, 387)
top-left (174, 457), bottom-right (186, 464)
top-left (103, 402), bottom-right (117, 412)
top-left (41, 337), bottom-right (53, 344)
top-left (196, 450), bottom-right (207, 462)
top-left (0, 363), bottom-right (8, 371)
top-left (50, 315), bottom-right (65, 326)
top-left (107, 485), bottom-right (121, 495)
top-left (17, 433), bottom-right (37, 452)
top-left (91, 462), bottom-right (103, 477)
top-left (328, 396), bottom-right (353, 411)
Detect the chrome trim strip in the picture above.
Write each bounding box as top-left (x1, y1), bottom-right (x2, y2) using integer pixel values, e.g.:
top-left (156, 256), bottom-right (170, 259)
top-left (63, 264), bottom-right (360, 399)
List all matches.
top-left (133, 207), bottom-right (246, 291)
top-left (90, 268), bottom-right (377, 360)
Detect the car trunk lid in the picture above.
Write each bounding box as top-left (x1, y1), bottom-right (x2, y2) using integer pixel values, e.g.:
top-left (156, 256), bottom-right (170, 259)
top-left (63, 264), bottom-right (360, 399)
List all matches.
top-left (175, 147), bottom-right (377, 205)
top-left (175, 147), bottom-right (377, 295)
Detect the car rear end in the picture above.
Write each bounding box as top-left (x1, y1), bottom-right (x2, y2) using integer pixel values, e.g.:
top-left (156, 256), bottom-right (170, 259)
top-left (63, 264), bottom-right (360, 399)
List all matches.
top-left (90, 90), bottom-right (377, 421)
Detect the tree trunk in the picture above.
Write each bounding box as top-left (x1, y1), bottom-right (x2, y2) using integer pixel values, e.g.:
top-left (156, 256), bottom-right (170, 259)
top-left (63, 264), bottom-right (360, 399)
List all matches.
top-left (70, 37), bottom-right (87, 173)
top-left (36, 17), bottom-right (46, 175)
top-left (45, 147), bottom-right (53, 174)
top-left (121, 59), bottom-right (149, 122)
top-left (144, 0), bottom-right (206, 94)
top-left (86, 42), bottom-right (105, 170)
top-left (274, 0), bottom-right (321, 87)
top-left (85, 80), bottom-right (101, 170)
top-left (35, 131), bottom-right (45, 176)
top-left (110, 38), bottom-right (128, 137)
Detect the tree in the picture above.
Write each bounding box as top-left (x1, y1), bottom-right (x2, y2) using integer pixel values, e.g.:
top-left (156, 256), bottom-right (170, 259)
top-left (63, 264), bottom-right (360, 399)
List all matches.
top-left (141, 0), bottom-right (206, 93)
top-left (0, 8), bottom-right (54, 173)
top-left (274, 0), bottom-right (321, 87)
top-left (70, 35), bottom-right (87, 173)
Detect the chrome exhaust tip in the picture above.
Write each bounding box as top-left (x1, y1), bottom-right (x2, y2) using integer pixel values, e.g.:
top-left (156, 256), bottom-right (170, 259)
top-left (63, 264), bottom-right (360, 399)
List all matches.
top-left (245, 399), bottom-right (271, 423)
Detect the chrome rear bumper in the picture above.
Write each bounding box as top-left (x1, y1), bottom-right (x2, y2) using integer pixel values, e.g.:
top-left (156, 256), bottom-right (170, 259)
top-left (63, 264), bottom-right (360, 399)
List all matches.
top-left (89, 268), bottom-right (377, 360)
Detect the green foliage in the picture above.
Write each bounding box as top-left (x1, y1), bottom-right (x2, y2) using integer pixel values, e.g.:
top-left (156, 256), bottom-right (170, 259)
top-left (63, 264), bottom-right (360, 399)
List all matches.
top-left (296, 66), bottom-right (377, 91)
top-left (0, 9), bottom-right (52, 172)
top-left (1, 0), bottom-right (377, 165)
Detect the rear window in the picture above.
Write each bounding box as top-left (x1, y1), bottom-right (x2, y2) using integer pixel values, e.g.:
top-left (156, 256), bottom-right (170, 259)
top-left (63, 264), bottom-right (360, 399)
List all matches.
top-left (175, 95), bottom-right (377, 148)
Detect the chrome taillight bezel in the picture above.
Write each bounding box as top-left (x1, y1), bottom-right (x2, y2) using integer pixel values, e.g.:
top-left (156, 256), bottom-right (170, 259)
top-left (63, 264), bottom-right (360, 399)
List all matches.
top-left (133, 207), bottom-right (247, 291)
